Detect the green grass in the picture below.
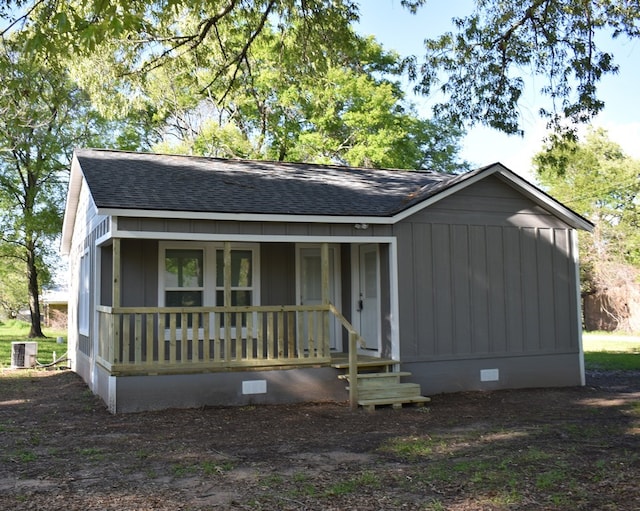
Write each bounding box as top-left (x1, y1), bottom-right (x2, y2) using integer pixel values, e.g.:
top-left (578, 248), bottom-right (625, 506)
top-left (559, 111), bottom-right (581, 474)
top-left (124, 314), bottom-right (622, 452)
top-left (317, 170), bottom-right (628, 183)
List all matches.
top-left (0, 319), bottom-right (67, 369)
top-left (583, 332), bottom-right (640, 371)
top-left (583, 332), bottom-right (640, 352)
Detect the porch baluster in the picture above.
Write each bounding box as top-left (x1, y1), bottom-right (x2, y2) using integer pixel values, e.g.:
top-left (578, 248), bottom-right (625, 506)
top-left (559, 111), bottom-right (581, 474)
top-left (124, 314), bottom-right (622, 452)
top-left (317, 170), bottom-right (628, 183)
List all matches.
top-left (122, 313), bottom-right (130, 364)
top-left (287, 311), bottom-right (295, 358)
top-left (146, 313), bottom-right (154, 364)
top-left (169, 313), bottom-right (177, 364)
top-left (202, 312), bottom-right (210, 361)
top-left (213, 313), bottom-right (221, 362)
top-left (134, 314), bottom-right (142, 364)
top-left (246, 311), bottom-right (254, 360)
top-left (180, 313), bottom-right (188, 362)
top-left (192, 311), bottom-right (200, 362)
top-left (267, 313), bottom-right (275, 359)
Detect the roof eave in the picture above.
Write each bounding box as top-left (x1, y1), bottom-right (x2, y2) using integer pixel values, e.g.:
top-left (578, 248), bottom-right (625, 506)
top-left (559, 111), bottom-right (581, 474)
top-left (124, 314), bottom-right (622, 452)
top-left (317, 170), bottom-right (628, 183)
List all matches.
top-left (492, 165), bottom-right (595, 232)
top-left (100, 207), bottom-right (396, 225)
top-left (60, 153), bottom-right (83, 255)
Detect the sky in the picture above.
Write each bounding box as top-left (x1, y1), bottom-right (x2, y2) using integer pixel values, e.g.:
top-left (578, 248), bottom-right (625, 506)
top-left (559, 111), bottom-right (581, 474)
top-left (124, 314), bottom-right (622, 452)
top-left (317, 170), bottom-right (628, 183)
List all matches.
top-left (357, 1), bottom-right (640, 180)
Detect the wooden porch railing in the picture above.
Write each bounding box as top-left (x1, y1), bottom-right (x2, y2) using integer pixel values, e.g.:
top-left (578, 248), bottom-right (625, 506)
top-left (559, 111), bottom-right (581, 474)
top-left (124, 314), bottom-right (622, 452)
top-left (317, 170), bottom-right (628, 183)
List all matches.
top-left (96, 304), bottom-right (334, 375)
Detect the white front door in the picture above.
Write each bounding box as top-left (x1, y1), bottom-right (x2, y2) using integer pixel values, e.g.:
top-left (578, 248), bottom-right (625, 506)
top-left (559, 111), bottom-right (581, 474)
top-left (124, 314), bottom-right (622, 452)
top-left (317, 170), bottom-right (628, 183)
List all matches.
top-left (354, 244), bottom-right (380, 354)
top-left (297, 245), bottom-right (341, 351)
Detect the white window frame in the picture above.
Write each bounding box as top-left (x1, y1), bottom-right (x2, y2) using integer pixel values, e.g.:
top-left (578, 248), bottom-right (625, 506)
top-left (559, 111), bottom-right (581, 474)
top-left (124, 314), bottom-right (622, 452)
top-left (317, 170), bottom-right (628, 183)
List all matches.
top-left (158, 242), bottom-right (260, 337)
top-left (158, 242), bottom-right (260, 306)
top-left (161, 245), bottom-right (208, 308)
top-left (78, 248), bottom-right (90, 336)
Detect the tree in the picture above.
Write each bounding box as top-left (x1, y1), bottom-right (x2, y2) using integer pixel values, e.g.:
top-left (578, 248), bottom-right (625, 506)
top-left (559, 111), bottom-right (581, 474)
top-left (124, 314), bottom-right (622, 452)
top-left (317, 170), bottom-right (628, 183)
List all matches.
top-left (0, 36), bottom-right (152, 337)
top-left (533, 128), bottom-right (640, 330)
top-left (2, 1), bottom-right (638, 136)
top-left (416, 1), bottom-right (638, 135)
top-left (534, 128), bottom-right (640, 266)
top-left (146, 30), bottom-right (467, 170)
top-left (0, 242), bottom-right (28, 318)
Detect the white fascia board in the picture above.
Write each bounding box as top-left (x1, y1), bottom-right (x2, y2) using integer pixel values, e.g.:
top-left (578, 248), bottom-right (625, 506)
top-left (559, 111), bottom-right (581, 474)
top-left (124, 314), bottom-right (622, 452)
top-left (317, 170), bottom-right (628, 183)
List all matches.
top-left (390, 166), bottom-right (500, 223)
top-left (112, 227), bottom-right (396, 245)
top-left (494, 169), bottom-right (595, 232)
top-left (97, 207), bottom-right (393, 225)
top-left (391, 163), bottom-right (594, 232)
top-left (61, 154), bottom-right (84, 255)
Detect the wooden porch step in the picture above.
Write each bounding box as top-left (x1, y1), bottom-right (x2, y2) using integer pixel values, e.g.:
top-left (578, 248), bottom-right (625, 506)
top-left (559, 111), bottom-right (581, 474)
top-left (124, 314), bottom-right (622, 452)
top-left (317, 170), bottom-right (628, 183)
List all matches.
top-left (343, 373), bottom-right (413, 389)
top-left (330, 358), bottom-right (397, 370)
top-left (338, 371), bottom-right (412, 380)
top-left (358, 395), bottom-right (431, 411)
top-left (347, 383), bottom-right (422, 400)
top-left (333, 355), bottom-right (430, 410)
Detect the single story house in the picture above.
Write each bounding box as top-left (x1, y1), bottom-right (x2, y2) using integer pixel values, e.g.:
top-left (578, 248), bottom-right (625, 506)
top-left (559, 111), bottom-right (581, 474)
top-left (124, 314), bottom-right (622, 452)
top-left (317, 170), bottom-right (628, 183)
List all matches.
top-left (62, 148), bottom-right (593, 413)
top-left (41, 287), bottom-right (69, 328)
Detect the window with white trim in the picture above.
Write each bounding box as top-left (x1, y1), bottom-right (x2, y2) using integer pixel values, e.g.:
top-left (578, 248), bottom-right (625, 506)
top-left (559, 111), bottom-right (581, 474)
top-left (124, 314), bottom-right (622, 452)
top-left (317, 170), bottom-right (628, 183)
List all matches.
top-left (159, 243), bottom-right (259, 312)
top-left (78, 250), bottom-right (90, 336)
top-left (215, 249), bottom-right (253, 307)
top-left (164, 248), bottom-right (204, 308)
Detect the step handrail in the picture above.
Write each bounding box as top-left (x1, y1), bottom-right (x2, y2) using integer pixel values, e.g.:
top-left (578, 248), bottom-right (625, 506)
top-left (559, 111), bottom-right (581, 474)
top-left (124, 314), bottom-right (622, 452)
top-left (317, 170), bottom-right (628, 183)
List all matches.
top-left (328, 304), bottom-right (366, 409)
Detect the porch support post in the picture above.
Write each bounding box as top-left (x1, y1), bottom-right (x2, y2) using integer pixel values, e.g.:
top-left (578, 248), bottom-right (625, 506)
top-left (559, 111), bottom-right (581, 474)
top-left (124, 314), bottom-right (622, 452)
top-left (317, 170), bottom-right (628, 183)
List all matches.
top-left (112, 238), bottom-right (121, 308)
top-left (349, 331), bottom-right (358, 409)
top-left (321, 242), bottom-right (330, 355)
top-left (223, 241), bottom-right (232, 306)
top-left (112, 238), bottom-right (121, 365)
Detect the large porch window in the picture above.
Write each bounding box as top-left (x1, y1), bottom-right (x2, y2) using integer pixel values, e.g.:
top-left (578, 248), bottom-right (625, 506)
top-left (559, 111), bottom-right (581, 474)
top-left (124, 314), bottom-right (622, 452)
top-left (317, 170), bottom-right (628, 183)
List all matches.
top-left (215, 249), bottom-right (253, 307)
top-left (159, 242), bottom-right (259, 309)
top-left (164, 249), bottom-right (204, 308)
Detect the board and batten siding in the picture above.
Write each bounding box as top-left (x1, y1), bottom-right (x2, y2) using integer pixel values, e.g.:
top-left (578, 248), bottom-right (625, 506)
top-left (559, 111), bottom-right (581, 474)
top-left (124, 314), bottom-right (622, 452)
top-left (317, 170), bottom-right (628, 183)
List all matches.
top-left (395, 175), bottom-right (582, 392)
top-left (117, 217), bottom-right (393, 238)
top-left (67, 176), bottom-right (110, 389)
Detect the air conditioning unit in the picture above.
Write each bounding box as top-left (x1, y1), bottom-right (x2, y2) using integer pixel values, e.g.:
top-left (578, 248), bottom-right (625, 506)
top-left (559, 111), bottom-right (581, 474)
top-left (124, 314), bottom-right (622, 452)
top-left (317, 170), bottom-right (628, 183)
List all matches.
top-left (11, 342), bottom-right (38, 369)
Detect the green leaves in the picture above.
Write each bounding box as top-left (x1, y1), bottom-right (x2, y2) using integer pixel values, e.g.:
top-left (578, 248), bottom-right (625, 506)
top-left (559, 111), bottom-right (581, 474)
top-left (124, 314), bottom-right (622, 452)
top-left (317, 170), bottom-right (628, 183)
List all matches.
top-left (534, 127), bottom-right (640, 266)
top-left (141, 24), bottom-right (467, 171)
top-left (417, 1), bottom-right (635, 134)
top-left (4, 1), bottom-right (638, 136)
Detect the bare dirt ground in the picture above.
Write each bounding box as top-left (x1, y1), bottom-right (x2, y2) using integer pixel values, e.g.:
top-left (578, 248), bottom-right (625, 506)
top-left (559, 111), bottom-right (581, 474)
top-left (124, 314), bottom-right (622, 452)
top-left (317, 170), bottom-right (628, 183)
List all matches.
top-left (1, 369), bottom-right (639, 511)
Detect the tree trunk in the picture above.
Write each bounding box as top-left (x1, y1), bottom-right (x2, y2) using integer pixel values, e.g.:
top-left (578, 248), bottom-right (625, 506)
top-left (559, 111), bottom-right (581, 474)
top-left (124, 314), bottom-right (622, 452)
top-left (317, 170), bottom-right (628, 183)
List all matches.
top-left (26, 241), bottom-right (45, 338)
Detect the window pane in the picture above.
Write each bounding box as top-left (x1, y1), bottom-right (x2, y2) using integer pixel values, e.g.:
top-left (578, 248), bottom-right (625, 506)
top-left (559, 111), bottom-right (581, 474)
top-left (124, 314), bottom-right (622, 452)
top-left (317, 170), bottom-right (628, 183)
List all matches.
top-left (165, 249), bottom-right (203, 288)
top-left (166, 291), bottom-right (203, 307)
top-left (216, 290), bottom-right (252, 307)
top-left (364, 251), bottom-right (377, 298)
top-left (217, 249), bottom-right (252, 287)
top-left (301, 251), bottom-right (322, 301)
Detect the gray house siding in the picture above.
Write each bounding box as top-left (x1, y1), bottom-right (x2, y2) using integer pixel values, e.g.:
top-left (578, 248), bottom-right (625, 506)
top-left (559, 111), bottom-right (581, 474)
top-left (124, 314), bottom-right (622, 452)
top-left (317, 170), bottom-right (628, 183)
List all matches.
top-left (121, 239), bottom-right (159, 307)
top-left (395, 175), bottom-right (582, 393)
top-left (260, 243), bottom-right (296, 306)
top-left (117, 217), bottom-right (394, 238)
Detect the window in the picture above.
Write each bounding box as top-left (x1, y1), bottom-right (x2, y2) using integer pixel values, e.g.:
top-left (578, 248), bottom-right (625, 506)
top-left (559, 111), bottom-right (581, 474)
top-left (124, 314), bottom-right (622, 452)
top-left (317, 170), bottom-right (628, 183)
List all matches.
top-left (164, 248), bottom-right (204, 308)
top-left (78, 250), bottom-right (90, 336)
top-left (159, 243), bottom-right (259, 315)
top-left (216, 249), bottom-right (253, 307)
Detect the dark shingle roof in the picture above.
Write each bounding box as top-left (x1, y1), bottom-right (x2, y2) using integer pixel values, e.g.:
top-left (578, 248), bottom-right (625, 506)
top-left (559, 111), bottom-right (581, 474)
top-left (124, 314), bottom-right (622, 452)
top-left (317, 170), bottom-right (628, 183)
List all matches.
top-left (74, 148), bottom-right (472, 217)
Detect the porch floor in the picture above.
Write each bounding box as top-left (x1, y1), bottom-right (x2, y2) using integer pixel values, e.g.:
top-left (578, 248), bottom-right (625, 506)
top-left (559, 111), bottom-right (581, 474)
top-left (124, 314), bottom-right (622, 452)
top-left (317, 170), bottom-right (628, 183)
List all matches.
top-left (329, 353), bottom-right (398, 371)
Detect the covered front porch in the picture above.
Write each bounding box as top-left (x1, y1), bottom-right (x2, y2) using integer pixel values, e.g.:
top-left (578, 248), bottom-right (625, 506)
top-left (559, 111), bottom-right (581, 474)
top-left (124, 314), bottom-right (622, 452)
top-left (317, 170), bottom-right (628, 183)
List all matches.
top-left (95, 239), bottom-right (403, 409)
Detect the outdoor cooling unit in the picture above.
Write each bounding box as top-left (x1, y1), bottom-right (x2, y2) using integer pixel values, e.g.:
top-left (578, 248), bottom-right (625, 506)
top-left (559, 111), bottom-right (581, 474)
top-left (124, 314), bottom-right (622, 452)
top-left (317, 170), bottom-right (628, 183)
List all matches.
top-left (11, 341), bottom-right (38, 369)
